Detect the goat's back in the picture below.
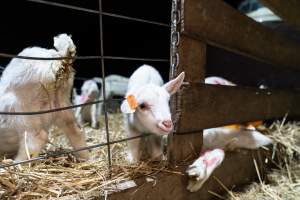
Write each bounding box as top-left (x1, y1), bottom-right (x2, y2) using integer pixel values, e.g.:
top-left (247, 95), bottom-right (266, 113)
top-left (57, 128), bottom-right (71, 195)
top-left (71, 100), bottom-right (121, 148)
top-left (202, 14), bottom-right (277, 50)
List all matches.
top-left (127, 64), bottom-right (163, 91)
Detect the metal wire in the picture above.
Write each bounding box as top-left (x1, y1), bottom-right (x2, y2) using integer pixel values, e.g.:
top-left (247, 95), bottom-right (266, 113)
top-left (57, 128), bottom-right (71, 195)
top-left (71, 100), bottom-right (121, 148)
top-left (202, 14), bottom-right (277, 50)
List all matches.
top-left (98, 0), bottom-right (112, 171)
top-left (74, 76), bottom-right (90, 81)
top-left (0, 52), bottom-right (169, 62)
top-left (27, 0), bottom-right (170, 27)
top-left (0, 0), bottom-right (171, 169)
top-left (0, 98), bottom-right (123, 115)
top-left (0, 133), bottom-right (151, 169)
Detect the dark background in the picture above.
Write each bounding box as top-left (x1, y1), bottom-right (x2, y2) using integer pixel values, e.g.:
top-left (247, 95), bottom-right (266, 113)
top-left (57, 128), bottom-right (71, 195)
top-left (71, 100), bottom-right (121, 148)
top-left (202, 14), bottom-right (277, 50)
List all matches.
top-left (0, 0), bottom-right (300, 90)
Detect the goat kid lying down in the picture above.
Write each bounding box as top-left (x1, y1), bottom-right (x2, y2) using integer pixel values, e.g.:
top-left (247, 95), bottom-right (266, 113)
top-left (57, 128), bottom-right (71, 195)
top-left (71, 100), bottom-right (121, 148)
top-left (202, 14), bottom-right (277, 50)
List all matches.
top-left (186, 76), bottom-right (273, 192)
top-left (73, 79), bottom-right (100, 129)
top-left (120, 64), bottom-right (185, 163)
top-left (0, 33), bottom-right (89, 162)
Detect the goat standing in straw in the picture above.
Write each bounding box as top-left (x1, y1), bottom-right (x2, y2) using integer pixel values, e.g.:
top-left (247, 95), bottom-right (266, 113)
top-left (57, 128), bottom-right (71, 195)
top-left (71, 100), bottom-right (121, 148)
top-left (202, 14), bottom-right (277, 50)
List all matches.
top-left (97, 75), bottom-right (128, 114)
top-left (74, 79), bottom-right (100, 129)
top-left (0, 33), bottom-right (89, 162)
top-left (120, 64), bottom-right (185, 163)
top-left (73, 75), bottom-right (128, 128)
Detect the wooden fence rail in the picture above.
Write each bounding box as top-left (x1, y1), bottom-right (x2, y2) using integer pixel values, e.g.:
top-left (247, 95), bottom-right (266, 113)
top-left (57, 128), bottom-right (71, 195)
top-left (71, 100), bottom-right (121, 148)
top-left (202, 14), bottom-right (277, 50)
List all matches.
top-left (177, 83), bottom-right (300, 133)
top-left (182, 0), bottom-right (300, 70)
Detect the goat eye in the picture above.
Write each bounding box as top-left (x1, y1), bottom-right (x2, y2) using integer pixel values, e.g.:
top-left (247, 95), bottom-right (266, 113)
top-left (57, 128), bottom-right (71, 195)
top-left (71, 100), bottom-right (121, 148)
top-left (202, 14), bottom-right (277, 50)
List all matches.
top-left (139, 103), bottom-right (149, 110)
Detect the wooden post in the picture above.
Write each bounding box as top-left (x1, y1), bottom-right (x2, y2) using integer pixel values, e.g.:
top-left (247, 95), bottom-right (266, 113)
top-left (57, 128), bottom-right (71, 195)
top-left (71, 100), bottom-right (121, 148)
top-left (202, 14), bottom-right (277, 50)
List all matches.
top-left (169, 35), bottom-right (205, 164)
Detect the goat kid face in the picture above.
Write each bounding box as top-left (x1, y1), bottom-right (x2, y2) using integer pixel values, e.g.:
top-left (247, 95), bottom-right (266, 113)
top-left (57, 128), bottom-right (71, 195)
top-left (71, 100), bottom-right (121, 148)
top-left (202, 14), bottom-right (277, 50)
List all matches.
top-left (121, 72), bottom-right (185, 136)
top-left (80, 80), bottom-right (99, 103)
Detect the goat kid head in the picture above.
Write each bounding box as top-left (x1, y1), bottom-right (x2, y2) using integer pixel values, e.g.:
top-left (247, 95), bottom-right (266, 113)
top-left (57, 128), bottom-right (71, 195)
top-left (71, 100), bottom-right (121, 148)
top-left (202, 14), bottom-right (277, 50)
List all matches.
top-left (121, 72), bottom-right (185, 135)
top-left (79, 80), bottom-right (99, 103)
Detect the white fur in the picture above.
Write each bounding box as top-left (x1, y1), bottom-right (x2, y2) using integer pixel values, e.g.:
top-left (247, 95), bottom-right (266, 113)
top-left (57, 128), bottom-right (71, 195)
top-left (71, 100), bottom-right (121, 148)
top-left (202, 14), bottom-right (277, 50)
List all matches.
top-left (74, 79), bottom-right (100, 128)
top-left (0, 34), bottom-right (88, 161)
top-left (186, 149), bottom-right (225, 192)
top-left (73, 75), bottom-right (129, 128)
top-left (186, 76), bottom-right (273, 192)
top-left (205, 76), bottom-right (235, 86)
top-left (121, 64), bottom-right (185, 163)
top-left (96, 74), bottom-right (129, 114)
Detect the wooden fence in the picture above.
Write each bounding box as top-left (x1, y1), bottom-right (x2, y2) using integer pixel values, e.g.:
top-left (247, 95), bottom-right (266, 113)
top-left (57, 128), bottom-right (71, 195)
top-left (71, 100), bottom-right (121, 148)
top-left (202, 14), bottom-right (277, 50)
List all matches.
top-left (109, 0), bottom-right (300, 199)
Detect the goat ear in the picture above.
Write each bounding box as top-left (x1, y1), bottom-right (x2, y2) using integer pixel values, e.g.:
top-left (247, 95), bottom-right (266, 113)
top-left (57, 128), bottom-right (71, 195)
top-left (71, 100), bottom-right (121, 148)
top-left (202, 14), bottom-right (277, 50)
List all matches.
top-left (164, 72), bottom-right (185, 95)
top-left (120, 100), bottom-right (136, 114)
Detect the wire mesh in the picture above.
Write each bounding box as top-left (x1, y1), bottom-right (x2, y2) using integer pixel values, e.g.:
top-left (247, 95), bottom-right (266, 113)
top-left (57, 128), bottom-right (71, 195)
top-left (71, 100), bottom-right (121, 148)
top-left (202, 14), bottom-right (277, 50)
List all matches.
top-left (0, 0), bottom-right (171, 169)
top-left (98, 0), bottom-right (112, 170)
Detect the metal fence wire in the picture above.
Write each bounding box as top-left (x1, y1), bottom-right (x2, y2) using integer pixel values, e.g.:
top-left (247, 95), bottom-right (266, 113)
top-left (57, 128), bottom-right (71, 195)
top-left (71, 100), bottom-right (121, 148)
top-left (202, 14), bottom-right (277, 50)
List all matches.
top-left (0, 0), bottom-right (171, 169)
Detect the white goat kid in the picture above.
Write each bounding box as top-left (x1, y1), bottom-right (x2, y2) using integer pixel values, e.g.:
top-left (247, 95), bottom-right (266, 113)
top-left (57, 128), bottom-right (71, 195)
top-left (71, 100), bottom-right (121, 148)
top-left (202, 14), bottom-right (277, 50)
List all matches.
top-left (73, 75), bottom-right (128, 128)
top-left (95, 75), bottom-right (128, 114)
top-left (186, 76), bottom-right (273, 192)
top-left (0, 34), bottom-right (89, 162)
top-left (121, 64), bottom-right (185, 163)
top-left (74, 79), bottom-right (100, 129)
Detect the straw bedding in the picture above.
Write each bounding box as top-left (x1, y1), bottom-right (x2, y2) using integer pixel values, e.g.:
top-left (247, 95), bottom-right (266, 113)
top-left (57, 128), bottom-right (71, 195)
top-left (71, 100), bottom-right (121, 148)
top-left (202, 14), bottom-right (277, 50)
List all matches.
top-left (0, 114), bottom-right (171, 200)
top-left (1, 114), bottom-right (300, 200)
top-left (226, 120), bottom-right (300, 200)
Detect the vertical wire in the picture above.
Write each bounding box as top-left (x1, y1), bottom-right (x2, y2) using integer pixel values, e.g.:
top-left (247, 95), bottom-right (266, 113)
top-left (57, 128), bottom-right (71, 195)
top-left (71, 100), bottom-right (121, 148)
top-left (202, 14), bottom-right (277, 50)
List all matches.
top-left (98, 0), bottom-right (112, 171)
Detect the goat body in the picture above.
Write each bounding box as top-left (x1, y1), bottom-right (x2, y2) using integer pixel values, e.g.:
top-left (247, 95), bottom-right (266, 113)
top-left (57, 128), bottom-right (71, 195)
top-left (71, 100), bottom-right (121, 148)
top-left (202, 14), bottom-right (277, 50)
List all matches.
top-left (96, 74), bottom-right (129, 114)
top-left (186, 76), bottom-right (272, 192)
top-left (73, 74), bottom-right (129, 128)
top-left (121, 64), bottom-right (184, 163)
top-left (0, 34), bottom-right (88, 161)
top-left (74, 79), bottom-right (100, 128)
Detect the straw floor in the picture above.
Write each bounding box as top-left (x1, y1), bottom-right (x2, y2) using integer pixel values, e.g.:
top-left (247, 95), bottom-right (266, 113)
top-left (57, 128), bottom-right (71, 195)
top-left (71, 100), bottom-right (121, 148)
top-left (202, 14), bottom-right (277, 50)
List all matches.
top-left (1, 115), bottom-right (300, 199)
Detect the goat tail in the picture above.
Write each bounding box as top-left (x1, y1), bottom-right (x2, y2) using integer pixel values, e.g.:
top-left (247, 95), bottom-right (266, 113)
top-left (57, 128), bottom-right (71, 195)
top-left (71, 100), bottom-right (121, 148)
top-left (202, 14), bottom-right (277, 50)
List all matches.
top-left (52, 34), bottom-right (77, 81)
top-left (53, 33), bottom-right (76, 64)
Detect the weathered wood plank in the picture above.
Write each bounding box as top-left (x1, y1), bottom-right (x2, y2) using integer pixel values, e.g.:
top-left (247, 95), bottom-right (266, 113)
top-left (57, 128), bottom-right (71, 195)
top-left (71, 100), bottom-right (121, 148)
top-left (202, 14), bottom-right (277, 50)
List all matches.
top-left (177, 83), bottom-right (300, 133)
top-left (177, 36), bottom-right (206, 82)
top-left (108, 149), bottom-right (269, 200)
top-left (169, 36), bottom-right (205, 163)
top-left (182, 0), bottom-right (300, 70)
top-left (261, 0), bottom-right (300, 31)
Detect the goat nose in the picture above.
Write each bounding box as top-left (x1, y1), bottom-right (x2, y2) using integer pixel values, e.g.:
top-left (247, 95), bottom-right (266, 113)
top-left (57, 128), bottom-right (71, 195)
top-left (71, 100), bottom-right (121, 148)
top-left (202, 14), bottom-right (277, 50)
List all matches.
top-left (162, 120), bottom-right (173, 128)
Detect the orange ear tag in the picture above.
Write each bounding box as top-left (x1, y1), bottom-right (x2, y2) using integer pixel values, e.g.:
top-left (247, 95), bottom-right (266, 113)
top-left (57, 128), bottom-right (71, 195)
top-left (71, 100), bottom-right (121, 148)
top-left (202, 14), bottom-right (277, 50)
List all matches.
top-left (223, 124), bottom-right (241, 130)
top-left (247, 121), bottom-right (263, 127)
top-left (127, 95), bottom-right (139, 111)
top-left (246, 120), bottom-right (263, 129)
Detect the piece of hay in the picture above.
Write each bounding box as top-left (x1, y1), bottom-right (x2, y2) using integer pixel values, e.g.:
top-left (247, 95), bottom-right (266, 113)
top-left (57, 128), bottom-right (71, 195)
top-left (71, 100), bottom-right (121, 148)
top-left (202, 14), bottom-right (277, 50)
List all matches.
top-left (0, 113), bottom-right (181, 199)
top-left (227, 120), bottom-right (300, 200)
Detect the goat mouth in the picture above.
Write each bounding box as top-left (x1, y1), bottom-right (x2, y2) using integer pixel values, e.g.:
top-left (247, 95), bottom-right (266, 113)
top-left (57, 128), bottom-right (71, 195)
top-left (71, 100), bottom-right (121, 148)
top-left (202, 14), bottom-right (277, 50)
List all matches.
top-left (157, 125), bottom-right (172, 134)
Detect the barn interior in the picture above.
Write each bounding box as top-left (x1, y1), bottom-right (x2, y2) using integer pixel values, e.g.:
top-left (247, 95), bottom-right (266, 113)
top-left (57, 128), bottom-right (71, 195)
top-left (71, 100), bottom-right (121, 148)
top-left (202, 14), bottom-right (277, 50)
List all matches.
top-left (1, 0), bottom-right (299, 89)
top-left (0, 0), bottom-right (300, 199)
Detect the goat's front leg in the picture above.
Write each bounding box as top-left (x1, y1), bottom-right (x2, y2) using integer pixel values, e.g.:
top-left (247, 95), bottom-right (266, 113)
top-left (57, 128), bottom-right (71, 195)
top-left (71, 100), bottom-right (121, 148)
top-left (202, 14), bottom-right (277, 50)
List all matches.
top-left (15, 130), bottom-right (48, 162)
top-left (186, 148), bottom-right (225, 192)
top-left (91, 104), bottom-right (99, 129)
top-left (75, 107), bottom-right (84, 127)
top-left (126, 127), bottom-right (142, 163)
top-left (57, 111), bottom-right (89, 161)
top-left (148, 136), bottom-right (164, 161)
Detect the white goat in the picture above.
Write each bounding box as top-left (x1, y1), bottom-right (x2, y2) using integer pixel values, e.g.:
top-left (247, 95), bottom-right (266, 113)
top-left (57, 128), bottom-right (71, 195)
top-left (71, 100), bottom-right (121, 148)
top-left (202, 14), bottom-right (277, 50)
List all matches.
top-left (96, 75), bottom-right (129, 114)
top-left (74, 79), bottom-right (100, 129)
top-left (120, 64), bottom-right (185, 163)
top-left (0, 34), bottom-right (89, 162)
top-left (186, 76), bottom-right (273, 192)
top-left (73, 75), bottom-right (128, 128)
